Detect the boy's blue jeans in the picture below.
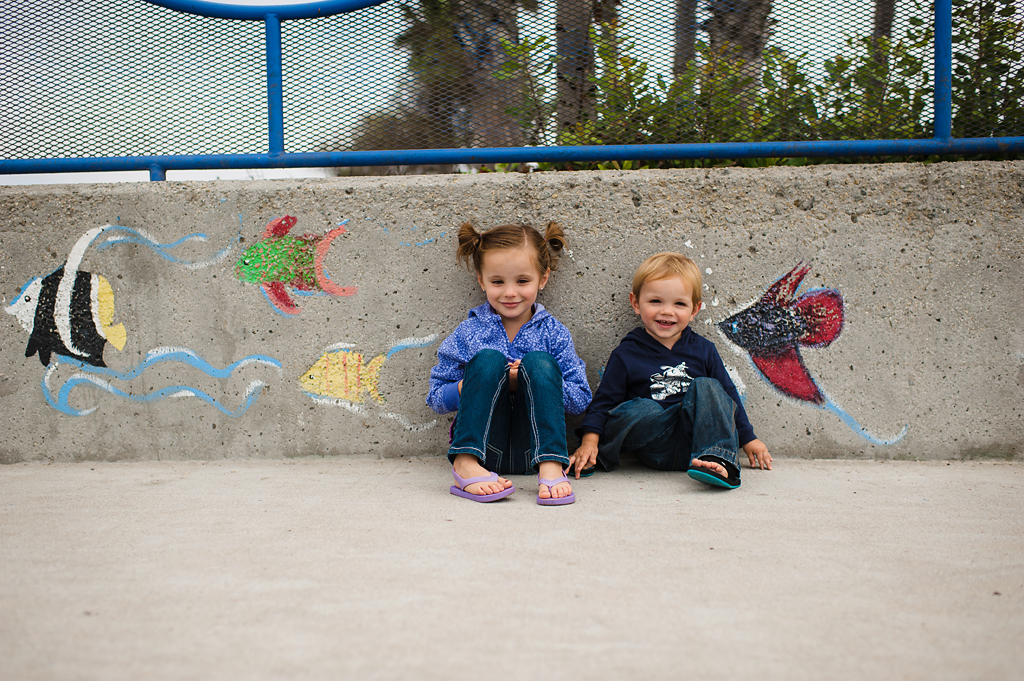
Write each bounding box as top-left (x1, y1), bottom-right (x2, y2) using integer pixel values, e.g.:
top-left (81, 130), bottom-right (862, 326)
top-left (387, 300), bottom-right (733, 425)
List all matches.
top-left (448, 349), bottom-right (569, 475)
top-left (596, 377), bottom-right (741, 479)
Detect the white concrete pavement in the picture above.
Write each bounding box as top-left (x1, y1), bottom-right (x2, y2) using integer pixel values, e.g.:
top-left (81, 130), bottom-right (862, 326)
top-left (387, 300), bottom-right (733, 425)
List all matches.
top-left (2, 457), bottom-right (1022, 680)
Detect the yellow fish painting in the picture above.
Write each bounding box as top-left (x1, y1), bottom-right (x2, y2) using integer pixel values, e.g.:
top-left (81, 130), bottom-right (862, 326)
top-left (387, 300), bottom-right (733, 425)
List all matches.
top-left (299, 335), bottom-right (440, 431)
top-left (300, 347), bottom-right (387, 405)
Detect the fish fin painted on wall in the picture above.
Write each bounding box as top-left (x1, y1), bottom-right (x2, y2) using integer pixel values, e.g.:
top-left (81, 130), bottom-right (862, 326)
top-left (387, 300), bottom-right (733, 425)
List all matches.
top-left (314, 226), bottom-right (358, 298)
top-left (41, 348), bottom-right (283, 417)
top-left (301, 334), bottom-right (439, 431)
top-left (264, 215), bottom-right (297, 238)
top-left (718, 262), bottom-right (907, 445)
top-left (262, 281), bottom-right (303, 316)
top-left (749, 346), bottom-right (824, 405)
top-left (235, 216), bottom-right (357, 317)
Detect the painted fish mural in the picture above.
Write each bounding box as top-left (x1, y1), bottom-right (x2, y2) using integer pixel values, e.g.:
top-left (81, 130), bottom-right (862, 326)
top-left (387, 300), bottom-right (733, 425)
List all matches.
top-left (717, 262), bottom-right (842, 404)
top-left (7, 224), bottom-right (236, 369)
top-left (6, 227), bottom-right (127, 367)
top-left (301, 346), bottom-right (387, 405)
top-left (235, 216), bottom-right (356, 317)
top-left (717, 262), bottom-right (907, 445)
top-left (4, 224), bottom-right (275, 417)
top-left (301, 335), bottom-right (439, 430)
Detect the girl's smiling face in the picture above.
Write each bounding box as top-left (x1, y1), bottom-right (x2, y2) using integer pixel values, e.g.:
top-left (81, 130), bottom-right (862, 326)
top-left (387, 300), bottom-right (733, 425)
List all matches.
top-left (478, 247), bottom-right (550, 332)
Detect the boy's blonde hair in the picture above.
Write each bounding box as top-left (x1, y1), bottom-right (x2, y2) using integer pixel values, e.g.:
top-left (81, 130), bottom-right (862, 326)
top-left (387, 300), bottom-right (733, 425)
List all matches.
top-left (632, 252), bottom-right (703, 306)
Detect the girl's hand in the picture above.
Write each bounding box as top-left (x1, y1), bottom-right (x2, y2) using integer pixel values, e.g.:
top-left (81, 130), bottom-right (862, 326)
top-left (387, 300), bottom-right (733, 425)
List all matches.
top-left (569, 433), bottom-right (600, 479)
top-left (457, 380), bottom-right (463, 395)
top-left (508, 360), bottom-right (521, 392)
top-left (743, 439), bottom-right (772, 470)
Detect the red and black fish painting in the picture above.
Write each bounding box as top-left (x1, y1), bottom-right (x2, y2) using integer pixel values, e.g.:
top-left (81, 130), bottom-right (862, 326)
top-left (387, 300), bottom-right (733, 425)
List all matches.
top-left (717, 262), bottom-right (842, 404)
top-left (718, 262), bottom-right (906, 445)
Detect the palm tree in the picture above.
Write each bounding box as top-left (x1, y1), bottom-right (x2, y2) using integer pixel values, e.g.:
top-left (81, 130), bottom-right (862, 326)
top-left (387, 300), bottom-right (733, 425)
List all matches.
top-left (703, 0), bottom-right (775, 91)
top-left (556, 0), bottom-right (595, 137)
top-left (673, 0), bottom-right (698, 77)
top-left (451, 0), bottom-right (538, 147)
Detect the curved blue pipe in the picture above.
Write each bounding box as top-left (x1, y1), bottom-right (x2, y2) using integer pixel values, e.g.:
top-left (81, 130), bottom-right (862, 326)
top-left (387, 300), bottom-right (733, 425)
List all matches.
top-left (143, 0), bottom-right (392, 20)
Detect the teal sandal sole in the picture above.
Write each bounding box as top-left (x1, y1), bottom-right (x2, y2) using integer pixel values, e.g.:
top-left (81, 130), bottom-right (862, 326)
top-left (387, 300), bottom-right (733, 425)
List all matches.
top-left (687, 468), bottom-right (740, 490)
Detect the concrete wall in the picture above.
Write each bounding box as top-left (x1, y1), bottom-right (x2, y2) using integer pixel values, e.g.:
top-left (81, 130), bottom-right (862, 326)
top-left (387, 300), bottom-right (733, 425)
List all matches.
top-left (1, 161), bottom-right (1022, 463)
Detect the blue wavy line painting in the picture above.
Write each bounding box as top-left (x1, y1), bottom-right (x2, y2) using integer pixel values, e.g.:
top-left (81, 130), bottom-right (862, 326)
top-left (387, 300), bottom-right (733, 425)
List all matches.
top-left (42, 348), bottom-right (282, 417)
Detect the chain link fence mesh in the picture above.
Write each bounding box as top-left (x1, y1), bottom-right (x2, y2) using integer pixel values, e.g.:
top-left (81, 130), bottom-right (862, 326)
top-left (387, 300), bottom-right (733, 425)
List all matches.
top-left (2, 0), bottom-right (1021, 163)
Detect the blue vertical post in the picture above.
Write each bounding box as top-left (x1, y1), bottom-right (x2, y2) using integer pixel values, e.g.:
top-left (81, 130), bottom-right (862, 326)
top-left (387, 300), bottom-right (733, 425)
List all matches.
top-left (149, 164), bottom-right (166, 181)
top-left (265, 13), bottom-right (285, 155)
top-left (934, 0), bottom-right (953, 143)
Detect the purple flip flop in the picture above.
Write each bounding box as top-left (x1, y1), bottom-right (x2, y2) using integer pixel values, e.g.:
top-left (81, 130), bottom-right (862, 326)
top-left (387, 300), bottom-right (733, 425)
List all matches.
top-left (450, 469), bottom-right (515, 503)
top-left (537, 470), bottom-right (576, 506)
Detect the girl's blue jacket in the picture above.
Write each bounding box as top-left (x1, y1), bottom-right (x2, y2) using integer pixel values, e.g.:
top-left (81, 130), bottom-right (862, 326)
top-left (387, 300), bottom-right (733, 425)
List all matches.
top-left (427, 302), bottom-right (592, 415)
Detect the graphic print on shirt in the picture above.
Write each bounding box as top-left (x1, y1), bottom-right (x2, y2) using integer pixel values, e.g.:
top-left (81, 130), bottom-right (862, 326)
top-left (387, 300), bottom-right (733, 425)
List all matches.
top-left (650, 361), bottom-right (692, 401)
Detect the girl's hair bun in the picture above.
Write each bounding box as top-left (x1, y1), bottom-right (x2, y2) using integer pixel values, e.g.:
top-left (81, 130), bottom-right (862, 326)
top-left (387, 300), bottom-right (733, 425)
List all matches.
top-left (453, 220), bottom-right (569, 275)
top-left (455, 221), bottom-right (483, 271)
top-left (544, 221), bottom-right (566, 256)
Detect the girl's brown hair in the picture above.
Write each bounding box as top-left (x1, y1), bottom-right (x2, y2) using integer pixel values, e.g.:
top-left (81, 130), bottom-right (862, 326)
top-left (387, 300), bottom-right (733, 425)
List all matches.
top-left (455, 221), bottom-right (566, 275)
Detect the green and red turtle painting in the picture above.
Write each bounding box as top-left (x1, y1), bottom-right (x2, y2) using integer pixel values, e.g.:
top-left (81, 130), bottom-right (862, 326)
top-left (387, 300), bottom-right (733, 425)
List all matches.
top-left (234, 216), bottom-right (357, 316)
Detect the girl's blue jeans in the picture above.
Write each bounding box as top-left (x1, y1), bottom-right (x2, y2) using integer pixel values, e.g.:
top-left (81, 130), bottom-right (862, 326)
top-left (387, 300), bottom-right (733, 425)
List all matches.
top-left (596, 377), bottom-right (742, 479)
top-left (448, 349), bottom-right (569, 475)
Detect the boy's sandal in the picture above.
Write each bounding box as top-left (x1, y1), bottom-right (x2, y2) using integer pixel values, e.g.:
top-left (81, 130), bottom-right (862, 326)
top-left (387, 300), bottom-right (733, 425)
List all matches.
top-left (450, 468), bottom-right (515, 503)
top-left (686, 456), bottom-right (741, 490)
top-left (537, 470), bottom-right (576, 506)
top-left (578, 465), bottom-right (597, 478)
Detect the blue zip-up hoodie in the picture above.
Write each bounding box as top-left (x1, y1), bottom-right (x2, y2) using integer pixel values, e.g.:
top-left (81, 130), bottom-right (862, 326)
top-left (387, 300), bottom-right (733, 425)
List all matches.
top-left (427, 302), bottom-right (592, 415)
top-left (577, 326), bottom-right (756, 445)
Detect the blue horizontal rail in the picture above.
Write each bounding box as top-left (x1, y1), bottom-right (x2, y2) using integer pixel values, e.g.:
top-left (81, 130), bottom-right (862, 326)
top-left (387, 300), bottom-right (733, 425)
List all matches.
top-left (3, 138), bottom-right (1022, 178)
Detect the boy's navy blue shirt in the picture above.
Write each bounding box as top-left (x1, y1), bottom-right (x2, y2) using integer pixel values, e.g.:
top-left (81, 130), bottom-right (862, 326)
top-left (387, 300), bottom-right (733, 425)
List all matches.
top-left (577, 326), bottom-right (756, 446)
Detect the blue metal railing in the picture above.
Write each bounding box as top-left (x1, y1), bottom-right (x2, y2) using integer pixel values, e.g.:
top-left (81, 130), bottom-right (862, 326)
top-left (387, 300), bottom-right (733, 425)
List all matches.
top-left (1, 0), bottom-right (1021, 181)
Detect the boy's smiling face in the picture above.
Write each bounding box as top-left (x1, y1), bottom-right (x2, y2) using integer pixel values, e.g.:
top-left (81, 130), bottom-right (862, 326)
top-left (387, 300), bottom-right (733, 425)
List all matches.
top-left (629, 276), bottom-right (700, 349)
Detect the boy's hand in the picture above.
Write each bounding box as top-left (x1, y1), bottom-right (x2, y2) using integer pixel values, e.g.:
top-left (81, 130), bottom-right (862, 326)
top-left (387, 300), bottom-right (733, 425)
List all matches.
top-left (569, 433), bottom-right (600, 479)
top-left (743, 439), bottom-right (772, 470)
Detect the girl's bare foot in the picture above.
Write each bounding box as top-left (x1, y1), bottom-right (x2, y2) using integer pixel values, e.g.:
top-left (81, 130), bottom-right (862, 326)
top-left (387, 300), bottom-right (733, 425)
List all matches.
top-left (690, 457), bottom-right (729, 477)
top-left (452, 453), bottom-right (513, 496)
top-left (537, 460), bottom-right (572, 500)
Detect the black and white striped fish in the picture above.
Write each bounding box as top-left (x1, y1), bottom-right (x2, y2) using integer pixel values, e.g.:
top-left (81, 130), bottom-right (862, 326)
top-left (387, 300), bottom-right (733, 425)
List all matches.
top-left (6, 227), bottom-right (126, 367)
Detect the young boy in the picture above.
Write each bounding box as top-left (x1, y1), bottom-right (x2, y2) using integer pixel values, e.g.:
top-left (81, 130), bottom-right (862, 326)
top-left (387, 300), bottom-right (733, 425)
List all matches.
top-left (570, 252), bottom-right (771, 488)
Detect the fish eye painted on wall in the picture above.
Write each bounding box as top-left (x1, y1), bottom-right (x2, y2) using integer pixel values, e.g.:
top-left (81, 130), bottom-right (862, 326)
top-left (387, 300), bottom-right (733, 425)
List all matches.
top-left (234, 216), bottom-right (357, 317)
top-left (301, 335), bottom-right (440, 431)
top-left (717, 262), bottom-right (907, 445)
top-left (6, 224), bottom-right (281, 417)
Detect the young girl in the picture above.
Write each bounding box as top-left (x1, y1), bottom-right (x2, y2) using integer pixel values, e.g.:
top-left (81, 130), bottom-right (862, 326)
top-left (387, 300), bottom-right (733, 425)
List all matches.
top-left (427, 221), bottom-right (592, 505)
